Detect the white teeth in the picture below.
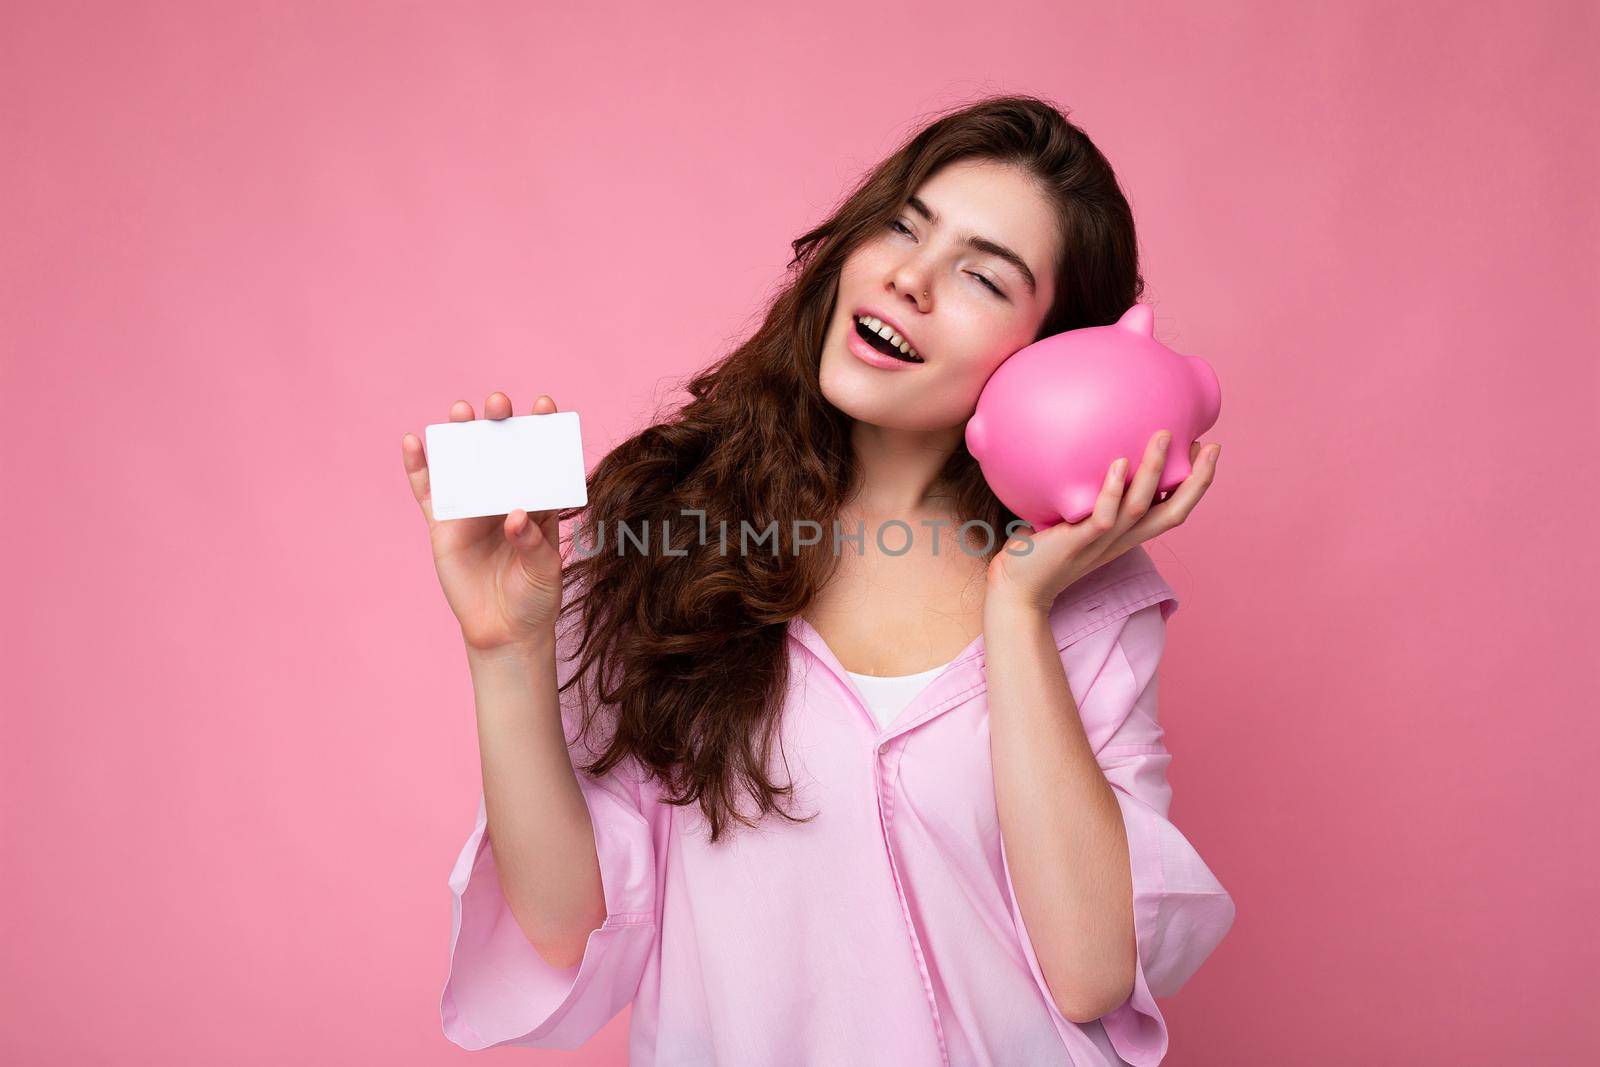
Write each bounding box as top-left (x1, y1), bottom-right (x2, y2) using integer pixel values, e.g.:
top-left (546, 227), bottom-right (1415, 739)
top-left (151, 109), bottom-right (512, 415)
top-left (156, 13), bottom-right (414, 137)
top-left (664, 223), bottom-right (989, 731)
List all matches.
top-left (855, 314), bottom-right (921, 360)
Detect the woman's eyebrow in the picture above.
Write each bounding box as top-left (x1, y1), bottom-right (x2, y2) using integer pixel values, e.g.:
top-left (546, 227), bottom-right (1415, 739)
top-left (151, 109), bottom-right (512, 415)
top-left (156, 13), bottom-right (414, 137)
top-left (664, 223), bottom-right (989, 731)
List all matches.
top-left (906, 195), bottom-right (1038, 297)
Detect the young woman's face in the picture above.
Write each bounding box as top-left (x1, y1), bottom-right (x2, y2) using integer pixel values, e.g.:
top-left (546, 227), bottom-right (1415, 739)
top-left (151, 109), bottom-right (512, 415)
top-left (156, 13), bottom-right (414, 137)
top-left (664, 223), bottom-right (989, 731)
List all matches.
top-left (818, 158), bottom-right (1060, 432)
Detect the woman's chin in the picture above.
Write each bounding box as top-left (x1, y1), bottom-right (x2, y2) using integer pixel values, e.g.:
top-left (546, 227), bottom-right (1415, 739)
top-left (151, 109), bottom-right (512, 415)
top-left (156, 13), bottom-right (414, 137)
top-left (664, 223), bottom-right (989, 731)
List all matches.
top-left (818, 351), bottom-right (969, 429)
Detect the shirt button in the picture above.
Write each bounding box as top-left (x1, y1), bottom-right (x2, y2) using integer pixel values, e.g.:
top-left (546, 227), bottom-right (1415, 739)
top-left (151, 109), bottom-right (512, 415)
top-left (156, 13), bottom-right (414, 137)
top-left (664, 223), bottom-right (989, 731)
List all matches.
top-left (878, 742), bottom-right (889, 754)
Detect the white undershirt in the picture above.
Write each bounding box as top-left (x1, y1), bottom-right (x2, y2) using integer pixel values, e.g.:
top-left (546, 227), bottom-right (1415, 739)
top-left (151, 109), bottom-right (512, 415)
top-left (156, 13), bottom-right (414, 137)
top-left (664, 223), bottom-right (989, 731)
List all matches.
top-left (842, 659), bottom-right (954, 729)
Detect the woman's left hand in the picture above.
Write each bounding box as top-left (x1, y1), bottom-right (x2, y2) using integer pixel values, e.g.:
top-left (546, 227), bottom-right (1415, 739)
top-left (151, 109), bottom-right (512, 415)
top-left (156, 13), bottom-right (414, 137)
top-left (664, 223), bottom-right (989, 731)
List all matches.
top-left (985, 430), bottom-right (1221, 614)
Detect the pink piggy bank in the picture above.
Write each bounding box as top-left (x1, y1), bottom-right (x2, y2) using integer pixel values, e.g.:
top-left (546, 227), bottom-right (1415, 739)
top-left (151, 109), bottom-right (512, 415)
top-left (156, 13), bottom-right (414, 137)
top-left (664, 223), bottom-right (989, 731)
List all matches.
top-left (965, 303), bottom-right (1221, 530)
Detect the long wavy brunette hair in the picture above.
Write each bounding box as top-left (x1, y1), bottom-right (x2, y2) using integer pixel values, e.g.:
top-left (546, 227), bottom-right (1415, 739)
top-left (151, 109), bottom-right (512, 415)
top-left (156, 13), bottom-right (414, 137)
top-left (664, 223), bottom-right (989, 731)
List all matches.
top-left (555, 94), bottom-right (1147, 843)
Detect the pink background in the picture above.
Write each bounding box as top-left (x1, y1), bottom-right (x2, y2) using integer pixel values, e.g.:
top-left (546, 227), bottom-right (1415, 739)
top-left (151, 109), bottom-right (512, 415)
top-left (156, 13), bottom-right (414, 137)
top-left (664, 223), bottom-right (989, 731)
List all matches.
top-left (4, 2), bottom-right (1596, 1064)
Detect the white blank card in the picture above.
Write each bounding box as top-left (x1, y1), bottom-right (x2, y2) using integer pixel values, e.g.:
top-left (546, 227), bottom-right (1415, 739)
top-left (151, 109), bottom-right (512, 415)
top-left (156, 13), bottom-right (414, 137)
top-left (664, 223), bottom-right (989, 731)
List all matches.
top-left (423, 410), bottom-right (588, 520)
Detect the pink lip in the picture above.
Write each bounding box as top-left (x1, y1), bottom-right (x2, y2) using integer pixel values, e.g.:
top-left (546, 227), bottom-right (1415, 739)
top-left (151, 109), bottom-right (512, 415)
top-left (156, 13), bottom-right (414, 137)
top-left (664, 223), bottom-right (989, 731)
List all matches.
top-left (847, 323), bottom-right (921, 370)
top-left (852, 305), bottom-right (924, 361)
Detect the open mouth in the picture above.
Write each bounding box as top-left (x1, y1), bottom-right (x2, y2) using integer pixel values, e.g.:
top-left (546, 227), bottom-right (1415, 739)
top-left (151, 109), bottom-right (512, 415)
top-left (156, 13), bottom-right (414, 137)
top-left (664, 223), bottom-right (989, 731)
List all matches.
top-left (855, 318), bottom-right (924, 363)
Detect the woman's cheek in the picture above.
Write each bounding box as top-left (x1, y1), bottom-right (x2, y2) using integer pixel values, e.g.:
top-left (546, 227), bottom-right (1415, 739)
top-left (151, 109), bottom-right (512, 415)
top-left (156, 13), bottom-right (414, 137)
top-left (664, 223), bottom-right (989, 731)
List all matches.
top-left (922, 362), bottom-right (991, 415)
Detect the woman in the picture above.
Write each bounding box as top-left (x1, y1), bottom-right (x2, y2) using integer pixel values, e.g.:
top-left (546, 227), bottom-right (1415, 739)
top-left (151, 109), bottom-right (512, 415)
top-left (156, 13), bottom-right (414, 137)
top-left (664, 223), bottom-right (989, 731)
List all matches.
top-left (402, 95), bottom-right (1234, 1065)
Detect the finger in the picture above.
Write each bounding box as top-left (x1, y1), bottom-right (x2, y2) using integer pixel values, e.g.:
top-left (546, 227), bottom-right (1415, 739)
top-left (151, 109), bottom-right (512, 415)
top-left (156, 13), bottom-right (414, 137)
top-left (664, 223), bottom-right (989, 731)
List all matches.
top-left (400, 431), bottom-right (436, 526)
top-left (1051, 456), bottom-right (1128, 574)
top-left (1123, 441), bottom-right (1220, 543)
top-left (524, 394), bottom-right (563, 544)
top-left (485, 391), bottom-right (513, 420)
top-left (505, 507), bottom-right (564, 561)
top-left (1165, 442), bottom-right (1219, 517)
top-left (1066, 456), bottom-right (1128, 540)
top-left (1152, 435), bottom-right (1200, 506)
top-left (504, 508), bottom-right (538, 546)
top-left (1120, 429), bottom-right (1171, 527)
top-left (1152, 440), bottom-right (1202, 507)
top-left (1024, 457), bottom-right (1120, 556)
top-left (450, 399), bottom-right (474, 422)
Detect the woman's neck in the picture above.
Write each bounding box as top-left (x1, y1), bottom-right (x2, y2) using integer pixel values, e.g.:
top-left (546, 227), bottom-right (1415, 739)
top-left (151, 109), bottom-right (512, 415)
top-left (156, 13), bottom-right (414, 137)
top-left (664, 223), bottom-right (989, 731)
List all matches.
top-left (846, 419), bottom-right (964, 517)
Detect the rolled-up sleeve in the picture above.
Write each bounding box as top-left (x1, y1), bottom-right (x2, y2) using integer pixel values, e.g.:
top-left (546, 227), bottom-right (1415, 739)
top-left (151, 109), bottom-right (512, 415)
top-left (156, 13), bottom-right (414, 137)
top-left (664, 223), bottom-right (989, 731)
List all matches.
top-left (1081, 602), bottom-right (1235, 1066)
top-left (999, 599), bottom-right (1234, 1066)
top-left (440, 623), bottom-right (659, 1050)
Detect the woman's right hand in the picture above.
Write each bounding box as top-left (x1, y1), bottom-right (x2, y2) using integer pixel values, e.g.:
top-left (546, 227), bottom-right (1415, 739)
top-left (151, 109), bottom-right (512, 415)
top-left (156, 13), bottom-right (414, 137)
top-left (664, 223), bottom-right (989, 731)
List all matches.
top-left (401, 391), bottom-right (568, 652)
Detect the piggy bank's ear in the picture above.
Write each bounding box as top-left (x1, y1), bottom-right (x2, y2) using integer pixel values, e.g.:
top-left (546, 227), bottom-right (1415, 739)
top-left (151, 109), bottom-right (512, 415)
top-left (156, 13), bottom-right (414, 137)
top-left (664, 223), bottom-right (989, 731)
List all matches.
top-left (1115, 303), bottom-right (1155, 337)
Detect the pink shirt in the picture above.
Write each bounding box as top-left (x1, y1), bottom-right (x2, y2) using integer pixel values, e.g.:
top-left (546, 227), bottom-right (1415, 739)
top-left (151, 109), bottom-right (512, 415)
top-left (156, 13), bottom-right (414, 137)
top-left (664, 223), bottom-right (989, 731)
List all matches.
top-left (440, 545), bottom-right (1235, 1065)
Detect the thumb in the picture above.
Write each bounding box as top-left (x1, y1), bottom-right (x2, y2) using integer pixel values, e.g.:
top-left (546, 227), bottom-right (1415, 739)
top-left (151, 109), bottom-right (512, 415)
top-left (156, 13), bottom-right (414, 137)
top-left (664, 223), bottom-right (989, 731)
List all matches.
top-left (506, 509), bottom-right (559, 574)
top-left (533, 508), bottom-right (561, 548)
top-left (504, 509), bottom-right (544, 553)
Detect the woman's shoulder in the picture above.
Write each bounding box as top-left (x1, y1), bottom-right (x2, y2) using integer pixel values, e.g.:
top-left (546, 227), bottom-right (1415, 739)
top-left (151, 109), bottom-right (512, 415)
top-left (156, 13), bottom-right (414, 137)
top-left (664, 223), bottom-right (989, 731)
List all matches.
top-left (1045, 545), bottom-right (1179, 646)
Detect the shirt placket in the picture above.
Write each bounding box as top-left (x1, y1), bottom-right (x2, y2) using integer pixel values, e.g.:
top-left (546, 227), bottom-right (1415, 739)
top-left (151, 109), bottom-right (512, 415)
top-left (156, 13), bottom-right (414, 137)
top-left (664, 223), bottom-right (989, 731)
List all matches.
top-left (872, 734), bottom-right (951, 1066)
top-left (789, 623), bottom-right (991, 1066)
top-left (864, 678), bottom-right (986, 1067)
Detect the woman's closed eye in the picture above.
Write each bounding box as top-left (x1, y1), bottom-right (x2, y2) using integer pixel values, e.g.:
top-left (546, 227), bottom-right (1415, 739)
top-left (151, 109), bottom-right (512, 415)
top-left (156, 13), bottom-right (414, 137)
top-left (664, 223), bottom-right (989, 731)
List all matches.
top-left (887, 218), bottom-right (1005, 296)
